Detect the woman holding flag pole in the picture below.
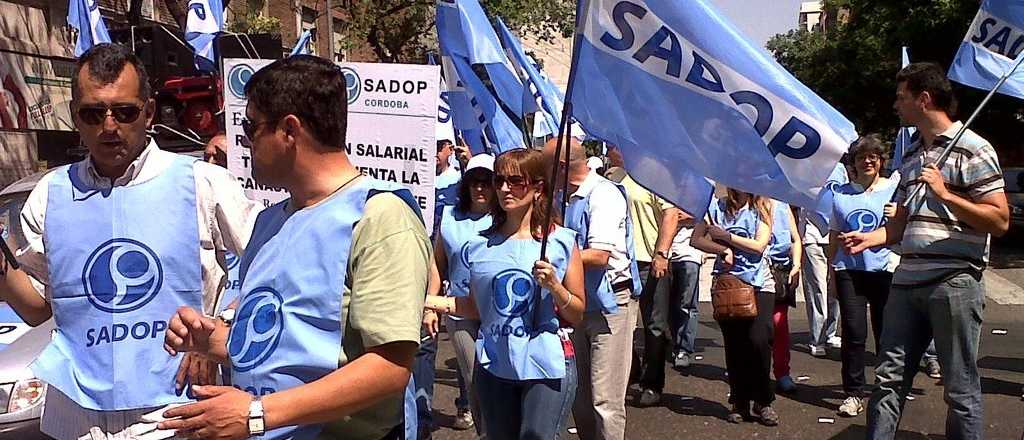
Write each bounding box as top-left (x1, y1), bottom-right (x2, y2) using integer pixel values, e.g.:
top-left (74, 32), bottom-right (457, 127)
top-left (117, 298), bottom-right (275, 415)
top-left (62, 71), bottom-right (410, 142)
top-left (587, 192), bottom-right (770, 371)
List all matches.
top-left (423, 149), bottom-right (585, 440)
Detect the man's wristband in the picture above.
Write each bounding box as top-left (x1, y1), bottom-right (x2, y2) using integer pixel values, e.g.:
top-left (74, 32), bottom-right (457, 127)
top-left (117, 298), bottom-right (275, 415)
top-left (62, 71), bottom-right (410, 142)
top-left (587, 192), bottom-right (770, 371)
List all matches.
top-left (655, 250), bottom-right (669, 260)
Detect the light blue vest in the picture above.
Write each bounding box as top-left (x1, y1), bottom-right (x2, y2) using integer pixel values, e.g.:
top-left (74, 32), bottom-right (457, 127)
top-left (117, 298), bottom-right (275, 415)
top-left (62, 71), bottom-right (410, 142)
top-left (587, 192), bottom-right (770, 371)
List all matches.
top-left (563, 178), bottom-right (642, 314)
top-left (808, 164), bottom-right (850, 235)
top-left (831, 180), bottom-right (898, 272)
top-left (708, 198), bottom-right (769, 289)
top-left (768, 201), bottom-right (793, 265)
top-left (464, 227), bottom-right (576, 380)
top-left (216, 252), bottom-right (243, 314)
top-left (229, 178), bottom-right (420, 440)
top-left (439, 205), bottom-right (492, 297)
top-left (433, 168), bottom-right (461, 235)
top-left (32, 157), bottom-right (203, 410)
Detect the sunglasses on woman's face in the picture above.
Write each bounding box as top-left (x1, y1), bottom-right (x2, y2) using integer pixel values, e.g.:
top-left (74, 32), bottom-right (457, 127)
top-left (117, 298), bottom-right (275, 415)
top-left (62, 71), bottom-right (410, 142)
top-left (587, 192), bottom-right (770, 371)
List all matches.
top-left (76, 104), bottom-right (143, 125)
top-left (493, 174), bottom-right (534, 193)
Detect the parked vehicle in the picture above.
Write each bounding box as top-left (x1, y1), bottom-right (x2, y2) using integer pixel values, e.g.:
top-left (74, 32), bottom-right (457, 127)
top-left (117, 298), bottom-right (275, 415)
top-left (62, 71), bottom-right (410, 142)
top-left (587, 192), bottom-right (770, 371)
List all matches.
top-left (0, 170), bottom-right (53, 439)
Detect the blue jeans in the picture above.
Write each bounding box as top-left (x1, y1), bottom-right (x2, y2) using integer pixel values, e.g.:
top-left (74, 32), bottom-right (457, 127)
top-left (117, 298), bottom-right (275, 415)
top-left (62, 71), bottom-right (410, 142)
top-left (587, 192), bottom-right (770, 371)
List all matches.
top-left (867, 273), bottom-right (985, 440)
top-left (671, 261), bottom-right (701, 355)
top-left (475, 356), bottom-right (578, 440)
top-left (412, 328), bottom-right (436, 437)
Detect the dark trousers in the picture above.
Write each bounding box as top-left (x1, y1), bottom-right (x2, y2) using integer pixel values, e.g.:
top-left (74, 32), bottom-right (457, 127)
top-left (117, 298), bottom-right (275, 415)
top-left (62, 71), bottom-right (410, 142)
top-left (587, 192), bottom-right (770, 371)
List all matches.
top-left (637, 261), bottom-right (676, 392)
top-left (719, 290), bottom-right (775, 406)
top-left (836, 269), bottom-right (891, 397)
top-left (412, 327), bottom-right (436, 436)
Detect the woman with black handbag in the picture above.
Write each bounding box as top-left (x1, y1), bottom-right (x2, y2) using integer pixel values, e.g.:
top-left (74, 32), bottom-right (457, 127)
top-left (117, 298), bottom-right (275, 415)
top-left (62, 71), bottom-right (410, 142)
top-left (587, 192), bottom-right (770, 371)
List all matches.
top-left (691, 188), bottom-right (778, 426)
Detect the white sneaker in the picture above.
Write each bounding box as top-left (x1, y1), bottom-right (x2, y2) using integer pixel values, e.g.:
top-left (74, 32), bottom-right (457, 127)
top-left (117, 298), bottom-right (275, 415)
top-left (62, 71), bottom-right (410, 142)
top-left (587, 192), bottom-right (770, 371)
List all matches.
top-left (827, 336), bottom-right (843, 349)
top-left (838, 396), bottom-right (864, 417)
top-left (809, 344), bottom-right (827, 357)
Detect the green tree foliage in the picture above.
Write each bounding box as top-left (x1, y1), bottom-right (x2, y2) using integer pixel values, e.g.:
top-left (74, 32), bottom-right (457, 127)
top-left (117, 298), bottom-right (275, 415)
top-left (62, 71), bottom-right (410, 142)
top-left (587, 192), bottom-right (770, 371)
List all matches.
top-left (767, 0), bottom-right (1024, 165)
top-left (336, 0), bottom-right (573, 63)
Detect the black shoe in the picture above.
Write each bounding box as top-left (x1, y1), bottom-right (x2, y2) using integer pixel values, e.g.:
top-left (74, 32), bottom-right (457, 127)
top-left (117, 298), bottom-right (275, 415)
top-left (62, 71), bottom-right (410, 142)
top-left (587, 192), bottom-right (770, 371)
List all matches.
top-left (635, 388), bottom-right (662, 407)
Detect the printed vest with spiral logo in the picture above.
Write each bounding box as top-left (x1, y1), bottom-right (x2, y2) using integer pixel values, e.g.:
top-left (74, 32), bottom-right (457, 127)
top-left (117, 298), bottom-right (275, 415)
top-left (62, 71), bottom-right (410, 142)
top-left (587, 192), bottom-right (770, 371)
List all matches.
top-left (831, 179), bottom-right (899, 272)
top-left (708, 197), bottom-right (769, 289)
top-left (33, 156), bottom-right (202, 410)
top-left (229, 178), bottom-right (420, 440)
top-left (462, 226), bottom-right (576, 380)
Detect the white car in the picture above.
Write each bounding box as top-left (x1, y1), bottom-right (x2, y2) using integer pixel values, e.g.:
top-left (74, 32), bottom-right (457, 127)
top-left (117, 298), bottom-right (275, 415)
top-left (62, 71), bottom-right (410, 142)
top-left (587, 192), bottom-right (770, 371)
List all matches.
top-left (0, 170), bottom-right (53, 439)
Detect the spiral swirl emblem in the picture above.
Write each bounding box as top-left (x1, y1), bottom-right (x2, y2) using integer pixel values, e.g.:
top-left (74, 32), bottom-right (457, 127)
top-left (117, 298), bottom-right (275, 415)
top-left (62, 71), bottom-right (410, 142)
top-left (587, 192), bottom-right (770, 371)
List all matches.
top-left (227, 64), bottom-right (255, 99)
top-left (224, 252), bottom-right (240, 271)
top-left (340, 67), bottom-right (360, 105)
top-left (726, 227), bottom-right (751, 239)
top-left (846, 209), bottom-right (880, 233)
top-left (82, 239), bottom-right (163, 313)
top-left (491, 269), bottom-right (533, 318)
top-left (228, 287), bottom-right (285, 372)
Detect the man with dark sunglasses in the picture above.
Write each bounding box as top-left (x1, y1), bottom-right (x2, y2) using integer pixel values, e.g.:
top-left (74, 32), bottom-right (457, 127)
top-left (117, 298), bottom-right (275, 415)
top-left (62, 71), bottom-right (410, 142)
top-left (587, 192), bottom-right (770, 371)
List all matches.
top-left (0, 43), bottom-right (258, 438)
top-left (159, 55), bottom-right (429, 440)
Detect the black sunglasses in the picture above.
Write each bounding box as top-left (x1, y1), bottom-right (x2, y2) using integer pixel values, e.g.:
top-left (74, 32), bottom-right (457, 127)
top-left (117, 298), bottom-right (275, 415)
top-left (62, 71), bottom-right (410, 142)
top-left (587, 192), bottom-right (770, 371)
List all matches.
top-left (76, 105), bottom-right (143, 125)
top-left (493, 174), bottom-right (538, 192)
top-left (241, 118), bottom-right (277, 140)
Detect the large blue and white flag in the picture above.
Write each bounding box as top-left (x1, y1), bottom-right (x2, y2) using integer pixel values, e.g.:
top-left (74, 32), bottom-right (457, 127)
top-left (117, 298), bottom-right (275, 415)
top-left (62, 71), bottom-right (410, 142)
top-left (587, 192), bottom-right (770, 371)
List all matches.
top-left (186, 0), bottom-right (224, 71)
top-left (436, 0), bottom-right (535, 118)
top-left (449, 55), bottom-right (526, 153)
top-left (891, 46), bottom-right (916, 172)
top-left (439, 54), bottom-right (485, 152)
top-left (290, 29), bottom-right (314, 56)
top-left (495, 18), bottom-right (562, 135)
top-left (428, 54), bottom-right (458, 143)
top-left (570, 0), bottom-right (855, 217)
top-left (949, 1), bottom-right (1024, 100)
top-left (439, 52), bottom-right (522, 152)
top-left (68, 0), bottom-right (111, 57)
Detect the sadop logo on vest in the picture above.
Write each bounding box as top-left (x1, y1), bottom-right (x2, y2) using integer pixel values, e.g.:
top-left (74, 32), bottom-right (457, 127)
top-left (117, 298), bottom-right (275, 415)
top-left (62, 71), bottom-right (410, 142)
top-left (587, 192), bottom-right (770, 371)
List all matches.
top-left (224, 252), bottom-right (240, 271)
top-left (846, 209), bottom-right (880, 233)
top-left (82, 238), bottom-right (164, 313)
top-left (228, 64), bottom-right (255, 99)
top-left (726, 227), bottom-right (751, 239)
top-left (341, 67), bottom-right (361, 105)
top-left (228, 287), bottom-right (285, 372)
top-left (492, 269), bottom-right (534, 318)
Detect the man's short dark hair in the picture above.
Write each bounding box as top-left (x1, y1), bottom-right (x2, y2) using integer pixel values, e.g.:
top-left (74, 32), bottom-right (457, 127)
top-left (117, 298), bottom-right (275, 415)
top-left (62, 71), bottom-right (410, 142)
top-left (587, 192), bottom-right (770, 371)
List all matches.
top-left (71, 43), bottom-right (151, 104)
top-left (896, 62), bottom-right (957, 116)
top-left (438, 139), bottom-right (453, 149)
top-left (244, 56), bottom-right (348, 148)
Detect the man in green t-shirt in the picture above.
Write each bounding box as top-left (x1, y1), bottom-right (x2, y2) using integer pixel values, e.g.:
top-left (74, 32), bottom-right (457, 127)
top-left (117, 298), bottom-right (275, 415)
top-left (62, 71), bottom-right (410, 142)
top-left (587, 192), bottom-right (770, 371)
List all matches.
top-left (159, 56), bottom-right (429, 440)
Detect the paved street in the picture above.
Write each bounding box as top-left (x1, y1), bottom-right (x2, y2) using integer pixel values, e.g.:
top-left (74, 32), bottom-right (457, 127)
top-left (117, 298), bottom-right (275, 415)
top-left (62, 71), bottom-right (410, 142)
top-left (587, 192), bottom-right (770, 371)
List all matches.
top-left (424, 235), bottom-right (1024, 439)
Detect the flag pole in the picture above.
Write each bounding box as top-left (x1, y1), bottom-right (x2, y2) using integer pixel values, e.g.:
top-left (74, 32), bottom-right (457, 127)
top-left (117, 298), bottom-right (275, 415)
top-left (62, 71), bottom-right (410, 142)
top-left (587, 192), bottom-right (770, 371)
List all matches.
top-left (904, 54), bottom-right (1024, 206)
top-left (539, 0), bottom-right (589, 262)
top-left (533, 0), bottom-right (588, 327)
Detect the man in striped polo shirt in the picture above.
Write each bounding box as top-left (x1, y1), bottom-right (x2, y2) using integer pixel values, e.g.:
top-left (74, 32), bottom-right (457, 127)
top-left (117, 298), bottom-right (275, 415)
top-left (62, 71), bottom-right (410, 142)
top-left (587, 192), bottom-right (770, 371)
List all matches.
top-left (841, 62), bottom-right (1009, 440)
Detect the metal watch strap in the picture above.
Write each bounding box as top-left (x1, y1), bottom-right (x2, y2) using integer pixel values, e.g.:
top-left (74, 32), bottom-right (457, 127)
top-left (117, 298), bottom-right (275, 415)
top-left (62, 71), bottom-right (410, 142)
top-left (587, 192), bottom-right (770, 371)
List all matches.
top-left (248, 395), bottom-right (265, 436)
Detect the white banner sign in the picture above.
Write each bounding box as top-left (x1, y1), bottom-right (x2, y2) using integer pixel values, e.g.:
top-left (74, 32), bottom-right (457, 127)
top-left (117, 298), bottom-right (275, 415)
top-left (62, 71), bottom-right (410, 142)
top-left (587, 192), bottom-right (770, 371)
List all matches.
top-left (223, 59), bottom-right (439, 231)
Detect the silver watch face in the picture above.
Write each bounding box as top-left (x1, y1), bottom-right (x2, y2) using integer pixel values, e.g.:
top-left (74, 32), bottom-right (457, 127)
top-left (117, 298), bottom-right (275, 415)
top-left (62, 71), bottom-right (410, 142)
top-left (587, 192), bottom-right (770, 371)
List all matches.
top-left (248, 418), bottom-right (265, 434)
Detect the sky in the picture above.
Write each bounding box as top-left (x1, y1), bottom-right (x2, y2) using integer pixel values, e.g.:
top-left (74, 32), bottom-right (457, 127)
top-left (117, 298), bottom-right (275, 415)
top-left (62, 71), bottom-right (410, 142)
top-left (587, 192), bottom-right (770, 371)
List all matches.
top-left (710, 0), bottom-right (808, 49)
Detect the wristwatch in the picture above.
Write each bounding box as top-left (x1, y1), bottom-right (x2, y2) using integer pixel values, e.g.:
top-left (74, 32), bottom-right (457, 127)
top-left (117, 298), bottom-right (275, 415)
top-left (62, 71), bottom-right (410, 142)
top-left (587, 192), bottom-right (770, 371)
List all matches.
top-left (218, 308), bottom-right (236, 325)
top-left (248, 395), bottom-right (266, 436)
top-left (655, 250), bottom-right (670, 259)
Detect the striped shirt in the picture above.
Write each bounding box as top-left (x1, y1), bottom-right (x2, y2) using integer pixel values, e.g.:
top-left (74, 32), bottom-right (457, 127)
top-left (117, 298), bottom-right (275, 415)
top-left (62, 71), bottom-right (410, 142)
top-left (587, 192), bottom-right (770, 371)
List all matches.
top-left (892, 121), bottom-right (1004, 286)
